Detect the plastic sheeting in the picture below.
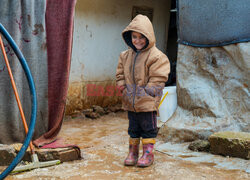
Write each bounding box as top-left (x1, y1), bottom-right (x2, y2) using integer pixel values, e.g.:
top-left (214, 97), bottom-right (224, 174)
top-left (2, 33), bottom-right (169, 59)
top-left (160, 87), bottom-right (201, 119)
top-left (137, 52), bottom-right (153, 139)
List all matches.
top-left (177, 0), bottom-right (250, 47)
top-left (159, 43), bottom-right (250, 142)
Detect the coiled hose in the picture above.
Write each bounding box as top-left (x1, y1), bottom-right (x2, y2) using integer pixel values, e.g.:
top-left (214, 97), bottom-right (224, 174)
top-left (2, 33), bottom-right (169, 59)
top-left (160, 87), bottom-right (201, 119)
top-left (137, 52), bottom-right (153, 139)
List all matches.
top-left (0, 23), bottom-right (37, 179)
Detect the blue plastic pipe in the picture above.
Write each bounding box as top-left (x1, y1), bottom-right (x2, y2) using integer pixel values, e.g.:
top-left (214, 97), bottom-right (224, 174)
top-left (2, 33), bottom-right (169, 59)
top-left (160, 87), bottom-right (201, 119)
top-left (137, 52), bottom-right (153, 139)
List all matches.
top-left (0, 23), bottom-right (37, 180)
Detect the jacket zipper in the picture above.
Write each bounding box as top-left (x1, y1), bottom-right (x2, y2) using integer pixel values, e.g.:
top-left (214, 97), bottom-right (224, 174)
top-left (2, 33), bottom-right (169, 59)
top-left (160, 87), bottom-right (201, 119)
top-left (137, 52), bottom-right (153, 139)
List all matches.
top-left (132, 51), bottom-right (140, 112)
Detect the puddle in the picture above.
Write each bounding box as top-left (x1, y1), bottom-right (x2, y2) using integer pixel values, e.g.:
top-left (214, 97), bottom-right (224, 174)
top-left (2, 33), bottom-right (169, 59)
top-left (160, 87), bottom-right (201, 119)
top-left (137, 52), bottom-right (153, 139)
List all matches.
top-left (156, 142), bottom-right (250, 173)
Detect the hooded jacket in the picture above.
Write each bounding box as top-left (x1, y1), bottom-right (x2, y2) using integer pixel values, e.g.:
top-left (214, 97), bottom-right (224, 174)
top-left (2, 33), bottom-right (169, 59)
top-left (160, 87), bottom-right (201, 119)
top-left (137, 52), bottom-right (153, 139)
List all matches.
top-left (116, 14), bottom-right (170, 112)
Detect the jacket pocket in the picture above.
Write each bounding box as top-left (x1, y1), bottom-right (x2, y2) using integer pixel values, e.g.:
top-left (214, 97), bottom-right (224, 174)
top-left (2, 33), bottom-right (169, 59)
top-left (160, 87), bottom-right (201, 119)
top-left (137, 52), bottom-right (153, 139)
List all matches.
top-left (134, 89), bottom-right (156, 112)
top-left (122, 88), bottom-right (132, 107)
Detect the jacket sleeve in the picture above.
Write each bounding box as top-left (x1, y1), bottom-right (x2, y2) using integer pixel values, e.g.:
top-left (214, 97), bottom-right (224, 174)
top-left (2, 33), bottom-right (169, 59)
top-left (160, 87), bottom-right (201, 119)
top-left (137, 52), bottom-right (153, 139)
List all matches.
top-left (145, 54), bottom-right (170, 96)
top-left (116, 53), bottom-right (126, 87)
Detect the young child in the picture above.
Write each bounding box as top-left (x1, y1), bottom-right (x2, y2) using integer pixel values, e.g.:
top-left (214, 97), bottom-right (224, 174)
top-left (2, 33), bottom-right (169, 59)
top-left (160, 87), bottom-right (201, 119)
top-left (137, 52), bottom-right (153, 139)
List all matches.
top-left (116, 14), bottom-right (170, 167)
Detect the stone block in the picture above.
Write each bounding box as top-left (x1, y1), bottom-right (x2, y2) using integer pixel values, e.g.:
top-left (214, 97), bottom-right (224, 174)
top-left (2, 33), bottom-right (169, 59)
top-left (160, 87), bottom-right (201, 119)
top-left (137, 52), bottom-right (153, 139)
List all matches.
top-left (188, 140), bottom-right (210, 152)
top-left (34, 148), bottom-right (80, 162)
top-left (92, 105), bottom-right (106, 115)
top-left (0, 144), bottom-right (16, 166)
top-left (85, 112), bottom-right (100, 119)
top-left (0, 144), bottom-right (81, 166)
top-left (208, 131), bottom-right (250, 159)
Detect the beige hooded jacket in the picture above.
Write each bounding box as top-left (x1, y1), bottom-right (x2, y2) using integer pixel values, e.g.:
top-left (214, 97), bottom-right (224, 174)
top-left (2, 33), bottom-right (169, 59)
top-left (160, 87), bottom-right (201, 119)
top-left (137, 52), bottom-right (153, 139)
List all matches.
top-left (116, 14), bottom-right (170, 112)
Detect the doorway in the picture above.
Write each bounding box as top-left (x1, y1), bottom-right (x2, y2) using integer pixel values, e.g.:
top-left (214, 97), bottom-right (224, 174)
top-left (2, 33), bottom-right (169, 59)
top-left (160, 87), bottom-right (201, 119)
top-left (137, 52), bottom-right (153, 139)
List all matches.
top-left (165, 0), bottom-right (177, 86)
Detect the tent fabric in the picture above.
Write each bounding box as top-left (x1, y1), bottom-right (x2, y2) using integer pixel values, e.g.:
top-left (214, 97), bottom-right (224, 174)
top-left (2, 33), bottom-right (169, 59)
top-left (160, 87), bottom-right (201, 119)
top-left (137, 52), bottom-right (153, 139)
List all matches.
top-left (0, 0), bottom-right (48, 144)
top-left (33, 0), bottom-right (77, 147)
top-left (0, 0), bottom-right (76, 147)
top-left (177, 0), bottom-right (250, 47)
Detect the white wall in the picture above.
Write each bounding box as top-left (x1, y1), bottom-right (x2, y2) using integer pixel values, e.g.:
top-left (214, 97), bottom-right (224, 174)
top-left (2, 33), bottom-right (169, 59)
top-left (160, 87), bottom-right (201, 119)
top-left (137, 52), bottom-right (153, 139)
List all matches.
top-left (70, 0), bottom-right (170, 82)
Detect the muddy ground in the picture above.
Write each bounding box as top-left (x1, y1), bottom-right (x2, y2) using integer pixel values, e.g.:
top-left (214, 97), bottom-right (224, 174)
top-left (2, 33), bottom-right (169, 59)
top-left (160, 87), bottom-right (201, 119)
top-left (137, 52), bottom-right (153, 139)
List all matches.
top-left (3, 112), bottom-right (250, 179)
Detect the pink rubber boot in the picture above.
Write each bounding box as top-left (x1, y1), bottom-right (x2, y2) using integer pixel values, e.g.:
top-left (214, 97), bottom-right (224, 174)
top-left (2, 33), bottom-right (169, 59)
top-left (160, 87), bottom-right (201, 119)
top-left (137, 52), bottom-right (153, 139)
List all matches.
top-left (124, 138), bottom-right (140, 166)
top-left (137, 138), bottom-right (155, 167)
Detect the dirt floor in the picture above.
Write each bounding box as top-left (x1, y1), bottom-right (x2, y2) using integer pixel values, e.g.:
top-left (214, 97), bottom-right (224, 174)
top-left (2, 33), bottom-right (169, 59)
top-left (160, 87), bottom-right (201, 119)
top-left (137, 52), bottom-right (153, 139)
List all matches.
top-left (2, 112), bottom-right (250, 179)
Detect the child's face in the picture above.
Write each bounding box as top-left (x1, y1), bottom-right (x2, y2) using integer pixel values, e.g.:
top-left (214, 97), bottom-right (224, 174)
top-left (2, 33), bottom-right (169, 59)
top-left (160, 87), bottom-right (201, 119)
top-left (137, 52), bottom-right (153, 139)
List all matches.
top-left (131, 31), bottom-right (147, 50)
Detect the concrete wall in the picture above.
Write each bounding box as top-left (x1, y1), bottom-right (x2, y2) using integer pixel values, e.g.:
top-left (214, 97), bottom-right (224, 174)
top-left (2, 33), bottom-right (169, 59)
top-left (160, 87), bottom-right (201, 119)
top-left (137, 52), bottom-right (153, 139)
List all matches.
top-left (66, 0), bottom-right (171, 114)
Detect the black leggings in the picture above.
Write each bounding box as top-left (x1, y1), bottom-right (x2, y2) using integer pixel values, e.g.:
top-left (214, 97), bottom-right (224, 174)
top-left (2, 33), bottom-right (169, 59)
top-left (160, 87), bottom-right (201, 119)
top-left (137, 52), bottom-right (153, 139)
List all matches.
top-left (128, 111), bottom-right (158, 138)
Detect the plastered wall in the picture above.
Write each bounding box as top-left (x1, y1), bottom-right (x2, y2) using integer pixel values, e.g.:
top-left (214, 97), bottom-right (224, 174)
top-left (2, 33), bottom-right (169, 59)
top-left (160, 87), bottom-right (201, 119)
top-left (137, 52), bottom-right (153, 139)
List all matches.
top-left (66, 0), bottom-right (171, 113)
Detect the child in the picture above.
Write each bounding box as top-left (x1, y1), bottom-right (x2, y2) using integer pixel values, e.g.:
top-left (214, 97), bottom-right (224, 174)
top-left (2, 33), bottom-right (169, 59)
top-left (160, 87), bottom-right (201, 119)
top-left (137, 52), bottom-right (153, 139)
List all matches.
top-left (116, 14), bottom-right (170, 167)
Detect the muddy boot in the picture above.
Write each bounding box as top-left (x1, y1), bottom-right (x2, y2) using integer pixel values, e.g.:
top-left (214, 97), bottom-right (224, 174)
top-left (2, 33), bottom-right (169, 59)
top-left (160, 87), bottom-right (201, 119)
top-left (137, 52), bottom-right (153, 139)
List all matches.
top-left (124, 138), bottom-right (140, 166)
top-left (137, 138), bottom-right (155, 167)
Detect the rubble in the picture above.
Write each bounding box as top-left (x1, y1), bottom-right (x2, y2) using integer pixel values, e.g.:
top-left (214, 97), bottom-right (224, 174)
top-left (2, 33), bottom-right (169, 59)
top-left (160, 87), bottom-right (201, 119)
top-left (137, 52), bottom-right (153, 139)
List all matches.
top-left (92, 105), bottom-right (106, 116)
top-left (188, 140), bottom-right (210, 152)
top-left (69, 104), bottom-right (123, 119)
